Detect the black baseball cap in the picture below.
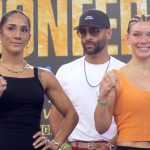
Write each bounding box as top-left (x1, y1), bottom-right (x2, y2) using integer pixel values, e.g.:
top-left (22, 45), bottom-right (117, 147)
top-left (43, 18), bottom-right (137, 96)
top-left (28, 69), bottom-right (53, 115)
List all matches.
top-left (74, 9), bottom-right (110, 30)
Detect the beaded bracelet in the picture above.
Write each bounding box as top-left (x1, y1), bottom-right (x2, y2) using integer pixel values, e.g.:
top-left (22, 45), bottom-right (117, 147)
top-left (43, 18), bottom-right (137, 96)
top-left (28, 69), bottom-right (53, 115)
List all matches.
top-left (97, 99), bottom-right (108, 106)
top-left (61, 143), bottom-right (72, 150)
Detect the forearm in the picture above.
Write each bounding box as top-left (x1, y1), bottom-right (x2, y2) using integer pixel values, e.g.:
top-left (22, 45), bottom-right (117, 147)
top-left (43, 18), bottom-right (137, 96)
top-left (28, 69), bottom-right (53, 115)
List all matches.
top-left (95, 72), bottom-right (117, 134)
top-left (94, 103), bottom-right (112, 134)
top-left (53, 109), bottom-right (78, 146)
top-left (49, 105), bottom-right (64, 136)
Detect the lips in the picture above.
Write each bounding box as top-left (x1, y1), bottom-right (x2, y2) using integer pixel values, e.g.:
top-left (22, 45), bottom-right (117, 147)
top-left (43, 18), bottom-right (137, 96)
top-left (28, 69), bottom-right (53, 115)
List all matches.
top-left (12, 42), bottom-right (22, 44)
top-left (137, 46), bottom-right (150, 52)
top-left (85, 41), bottom-right (94, 45)
top-left (85, 42), bottom-right (95, 47)
top-left (86, 44), bottom-right (94, 47)
top-left (140, 47), bottom-right (150, 49)
top-left (138, 46), bottom-right (150, 49)
top-left (12, 42), bottom-right (22, 46)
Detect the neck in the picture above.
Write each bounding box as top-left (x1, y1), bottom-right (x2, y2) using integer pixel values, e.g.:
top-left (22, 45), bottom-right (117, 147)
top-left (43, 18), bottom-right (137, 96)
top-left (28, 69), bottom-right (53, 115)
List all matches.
top-left (0, 59), bottom-right (27, 74)
top-left (84, 45), bottom-right (110, 64)
top-left (0, 54), bottom-right (27, 74)
top-left (85, 52), bottom-right (110, 64)
top-left (84, 54), bottom-right (111, 88)
top-left (1, 53), bottom-right (24, 65)
top-left (129, 57), bottom-right (150, 72)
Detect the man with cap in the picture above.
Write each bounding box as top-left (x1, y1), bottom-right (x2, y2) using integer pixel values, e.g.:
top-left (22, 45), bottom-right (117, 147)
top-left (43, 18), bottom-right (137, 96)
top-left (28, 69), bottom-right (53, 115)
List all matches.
top-left (50, 9), bottom-right (125, 150)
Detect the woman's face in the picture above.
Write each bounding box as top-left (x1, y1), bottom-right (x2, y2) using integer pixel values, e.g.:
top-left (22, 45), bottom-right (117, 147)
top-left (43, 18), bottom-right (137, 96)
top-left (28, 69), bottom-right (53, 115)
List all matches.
top-left (126, 22), bottom-right (150, 59)
top-left (0, 13), bottom-right (31, 54)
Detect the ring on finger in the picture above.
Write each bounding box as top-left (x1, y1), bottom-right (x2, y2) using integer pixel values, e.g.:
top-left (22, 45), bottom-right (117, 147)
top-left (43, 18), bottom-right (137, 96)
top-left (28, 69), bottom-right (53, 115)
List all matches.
top-left (45, 139), bottom-right (50, 145)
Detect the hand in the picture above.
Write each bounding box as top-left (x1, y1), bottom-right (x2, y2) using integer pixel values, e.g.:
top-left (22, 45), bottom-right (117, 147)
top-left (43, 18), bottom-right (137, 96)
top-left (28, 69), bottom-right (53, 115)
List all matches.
top-left (100, 72), bottom-right (118, 98)
top-left (61, 142), bottom-right (72, 150)
top-left (33, 131), bottom-right (59, 150)
top-left (0, 76), bottom-right (7, 97)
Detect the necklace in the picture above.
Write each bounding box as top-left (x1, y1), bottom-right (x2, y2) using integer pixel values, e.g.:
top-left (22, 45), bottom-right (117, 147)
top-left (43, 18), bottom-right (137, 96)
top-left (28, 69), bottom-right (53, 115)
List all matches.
top-left (0, 59), bottom-right (27, 74)
top-left (84, 56), bottom-right (111, 87)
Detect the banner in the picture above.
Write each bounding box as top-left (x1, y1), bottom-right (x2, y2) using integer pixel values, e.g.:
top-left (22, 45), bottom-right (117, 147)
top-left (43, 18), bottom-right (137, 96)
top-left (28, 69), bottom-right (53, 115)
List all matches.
top-left (0, 0), bottom-right (149, 138)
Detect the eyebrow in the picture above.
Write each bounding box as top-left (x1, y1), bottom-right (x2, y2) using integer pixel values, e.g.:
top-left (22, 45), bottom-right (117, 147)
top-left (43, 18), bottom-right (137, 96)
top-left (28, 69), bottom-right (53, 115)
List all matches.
top-left (7, 24), bottom-right (29, 28)
top-left (132, 30), bottom-right (150, 33)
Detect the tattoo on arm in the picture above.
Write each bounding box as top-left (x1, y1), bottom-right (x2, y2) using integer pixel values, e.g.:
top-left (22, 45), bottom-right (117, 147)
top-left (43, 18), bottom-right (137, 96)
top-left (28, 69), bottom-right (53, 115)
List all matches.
top-left (38, 69), bottom-right (44, 87)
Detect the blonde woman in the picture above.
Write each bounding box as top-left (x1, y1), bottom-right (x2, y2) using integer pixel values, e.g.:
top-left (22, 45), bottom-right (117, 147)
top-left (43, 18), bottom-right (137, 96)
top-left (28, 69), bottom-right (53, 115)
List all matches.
top-left (95, 14), bottom-right (150, 150)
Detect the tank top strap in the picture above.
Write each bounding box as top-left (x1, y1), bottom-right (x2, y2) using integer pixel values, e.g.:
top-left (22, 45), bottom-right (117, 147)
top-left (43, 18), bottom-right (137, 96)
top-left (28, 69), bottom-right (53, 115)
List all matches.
top-left (33, 67), bottom-right (38, 79)
top-left (33, 67), bottom-right (45, 92)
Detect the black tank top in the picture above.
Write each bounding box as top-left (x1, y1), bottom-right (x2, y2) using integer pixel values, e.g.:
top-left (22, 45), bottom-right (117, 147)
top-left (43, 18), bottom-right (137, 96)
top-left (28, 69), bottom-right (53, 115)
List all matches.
top-left (0, 67), bottom-right (45, 150)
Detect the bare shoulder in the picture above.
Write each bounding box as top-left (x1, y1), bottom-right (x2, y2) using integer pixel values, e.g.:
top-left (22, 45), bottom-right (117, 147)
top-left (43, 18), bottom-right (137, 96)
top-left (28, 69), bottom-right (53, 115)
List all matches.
top-left (37, 68), bottom-right (57, 89)
top-left (38, 67), bottom-right (54, 77)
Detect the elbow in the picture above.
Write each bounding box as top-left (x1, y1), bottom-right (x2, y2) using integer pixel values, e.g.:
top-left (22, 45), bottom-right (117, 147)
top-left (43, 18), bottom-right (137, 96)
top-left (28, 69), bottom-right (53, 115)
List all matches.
top-left (72, 110), bottom-right (79, 127)
top-left (94, 108), bottom-right (112, 134)
top-left (68, 109), bottom-right (79, 128)
top-left (94, 114), bottom-right (111, 134)
top-left (95, 123), bottom-right (110, 134)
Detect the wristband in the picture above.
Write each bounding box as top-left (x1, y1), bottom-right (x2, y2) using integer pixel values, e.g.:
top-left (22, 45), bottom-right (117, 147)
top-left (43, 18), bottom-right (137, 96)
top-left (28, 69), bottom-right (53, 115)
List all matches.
top-left (61, 143), bottom-right (72, 150)
top-left (97, 99), bottom-right (108, 106)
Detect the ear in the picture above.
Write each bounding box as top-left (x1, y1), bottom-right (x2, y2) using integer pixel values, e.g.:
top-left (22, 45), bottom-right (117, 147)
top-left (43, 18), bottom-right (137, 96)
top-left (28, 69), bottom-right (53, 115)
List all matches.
top-left (0, 31), bottom-right (2, 41)
top-left (28, 33), bottom-right (31, 42)
top-left (0, 34), bottom-right (2, 45)
top-left (106, 28), bottom-right (112, 40)
top-left (125, 33), bottom-right (131, 45)
top-left (26, 33), bottom-right (31, 45)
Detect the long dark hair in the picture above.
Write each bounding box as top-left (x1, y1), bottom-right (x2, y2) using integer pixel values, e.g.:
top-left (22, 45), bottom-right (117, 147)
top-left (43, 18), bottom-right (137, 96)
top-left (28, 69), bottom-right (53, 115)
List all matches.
top-left (0, 9), bottom-right (31, 31)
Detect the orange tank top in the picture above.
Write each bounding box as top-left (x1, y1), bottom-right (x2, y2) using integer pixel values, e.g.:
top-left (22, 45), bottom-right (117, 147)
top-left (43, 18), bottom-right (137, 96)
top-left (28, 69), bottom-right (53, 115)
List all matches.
top-left (114, 69), bottom-right (150, 142)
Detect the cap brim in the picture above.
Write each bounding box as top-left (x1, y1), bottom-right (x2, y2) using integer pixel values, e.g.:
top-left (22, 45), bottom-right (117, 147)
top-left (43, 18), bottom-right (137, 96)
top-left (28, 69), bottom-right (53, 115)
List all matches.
top-left (74, 24), bottom-right (104, 30)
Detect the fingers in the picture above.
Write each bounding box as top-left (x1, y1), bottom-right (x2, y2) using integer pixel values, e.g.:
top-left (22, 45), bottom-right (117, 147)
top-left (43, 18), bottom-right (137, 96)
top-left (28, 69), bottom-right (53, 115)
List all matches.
top-left (0, 76), bottom-right (7, 97)
top-left (105, 73), bottom-right (118, 87)
top-left (100, 73), bottom-right (118, 96)
top-left (41, 141), bottom-right (58, 150)
top-left (102, 73), bottom-right (117, 88)
top-left (33, 131), bottom-right (50, 149)
top-left (33, 137), bottom-right (49, 149)
top-left (33, 132), bottom-right (59, 150)
top-left (33, 131), bottom-right (42, 139)
top-left (41, 144), bottom-right (52, 150)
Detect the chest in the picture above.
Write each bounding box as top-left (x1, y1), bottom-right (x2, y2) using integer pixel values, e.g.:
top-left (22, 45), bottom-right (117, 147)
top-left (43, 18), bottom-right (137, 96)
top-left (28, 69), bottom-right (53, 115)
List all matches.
top-left (127, 73), bottom-right (150, 90)
top-left (0, 78), bottom-right (44, 108)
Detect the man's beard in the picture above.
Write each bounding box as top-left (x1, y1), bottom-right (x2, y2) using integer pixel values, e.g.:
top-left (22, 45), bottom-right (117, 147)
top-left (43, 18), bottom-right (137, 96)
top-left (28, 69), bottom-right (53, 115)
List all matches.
top-left (82, 38), bottom-right (107, 55)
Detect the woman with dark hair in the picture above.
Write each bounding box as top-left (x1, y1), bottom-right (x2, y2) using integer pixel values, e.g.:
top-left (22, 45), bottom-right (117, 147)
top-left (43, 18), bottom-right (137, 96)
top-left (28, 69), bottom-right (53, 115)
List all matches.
top-left (95, 14), bottom-right (150, 150)
top-left (0, 10), bottom-right (78, 150)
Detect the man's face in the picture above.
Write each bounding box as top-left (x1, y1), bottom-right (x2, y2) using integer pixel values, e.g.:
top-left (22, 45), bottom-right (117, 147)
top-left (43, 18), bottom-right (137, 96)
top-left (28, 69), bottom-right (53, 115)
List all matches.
top-left (77, 27), bottom-right (112, 55)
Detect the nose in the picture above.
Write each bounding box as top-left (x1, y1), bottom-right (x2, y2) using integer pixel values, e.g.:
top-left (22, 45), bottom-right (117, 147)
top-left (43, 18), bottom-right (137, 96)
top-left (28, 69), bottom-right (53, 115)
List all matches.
top-left (140, 35), bottom-right (149, 43)
top-left (14, 29), bottom-right (22, 39)
top-left (84, 32), bottom-right (93, 40)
